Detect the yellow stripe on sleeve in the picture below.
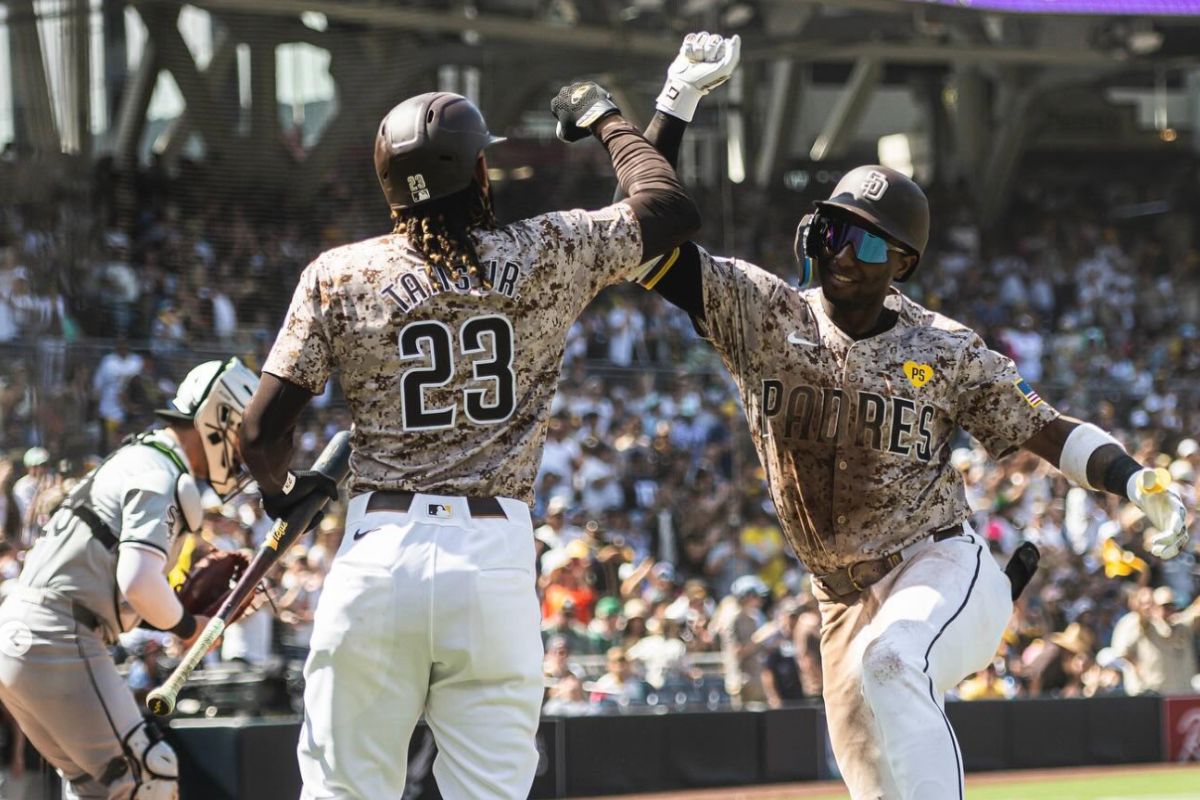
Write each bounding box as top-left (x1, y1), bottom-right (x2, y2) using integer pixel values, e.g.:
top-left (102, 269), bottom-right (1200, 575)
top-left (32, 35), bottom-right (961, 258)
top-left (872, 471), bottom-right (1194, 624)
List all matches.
top-left (640, 247), bottom-right (681, 290)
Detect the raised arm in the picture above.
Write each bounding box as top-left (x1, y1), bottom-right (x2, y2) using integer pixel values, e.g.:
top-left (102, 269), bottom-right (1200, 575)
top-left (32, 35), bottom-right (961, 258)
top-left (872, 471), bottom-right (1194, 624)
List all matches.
top-left (623, 32), bottom-right (741, 318)
top-left (551, 83), bottom-right (699, 262)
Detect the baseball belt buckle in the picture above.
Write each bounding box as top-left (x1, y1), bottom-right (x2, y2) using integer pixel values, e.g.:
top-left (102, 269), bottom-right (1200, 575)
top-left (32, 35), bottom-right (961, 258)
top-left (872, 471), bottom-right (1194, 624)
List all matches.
top-left (845, 560), bottom-right (868, 593)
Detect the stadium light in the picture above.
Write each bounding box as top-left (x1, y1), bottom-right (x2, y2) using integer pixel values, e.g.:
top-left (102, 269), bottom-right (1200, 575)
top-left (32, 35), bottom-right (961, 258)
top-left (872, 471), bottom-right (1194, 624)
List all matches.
top-left (878, 133), bottom-right (914, 178)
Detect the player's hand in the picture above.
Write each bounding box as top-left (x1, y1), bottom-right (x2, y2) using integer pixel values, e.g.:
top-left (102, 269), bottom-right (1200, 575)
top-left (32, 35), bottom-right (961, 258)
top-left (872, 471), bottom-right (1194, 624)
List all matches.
top-left (179, 615), bottom-right (211, 650)
top-left (656, 32), bottom-right (741, 122)
top-left (551, 82), bottom-right (620, 143)
top-left (260, 470), bottom-right (339, 521)
top-left (1127, 467), bottom-right (1190, 559)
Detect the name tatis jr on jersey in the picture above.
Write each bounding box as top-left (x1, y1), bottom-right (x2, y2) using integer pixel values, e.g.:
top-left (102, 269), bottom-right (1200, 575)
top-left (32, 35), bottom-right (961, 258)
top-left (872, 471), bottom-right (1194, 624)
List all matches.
top-left (379, 259), bottom-right (526, 314)
top-left (760, 380), bottom-right (937, 462)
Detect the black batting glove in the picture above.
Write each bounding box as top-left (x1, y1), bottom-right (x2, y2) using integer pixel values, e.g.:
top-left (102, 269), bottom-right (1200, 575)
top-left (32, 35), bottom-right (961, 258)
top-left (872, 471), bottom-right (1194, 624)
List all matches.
top-left (550, 82), bottom-right (620, 143)
top-left (260, 470), bottom-right (339, 521)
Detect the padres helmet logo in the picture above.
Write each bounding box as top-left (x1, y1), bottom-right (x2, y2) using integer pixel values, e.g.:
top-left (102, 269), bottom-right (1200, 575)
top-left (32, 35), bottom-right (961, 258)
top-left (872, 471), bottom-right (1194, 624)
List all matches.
top-left (859, 170), bottom-right (889, 201)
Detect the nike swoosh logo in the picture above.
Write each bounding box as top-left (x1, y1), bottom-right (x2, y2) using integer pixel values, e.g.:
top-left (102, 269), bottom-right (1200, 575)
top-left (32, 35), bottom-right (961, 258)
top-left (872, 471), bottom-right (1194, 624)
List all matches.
top-left (352, 527), bottom-right (380, 541)
top-left (787, 331), bottom-right (818, 347)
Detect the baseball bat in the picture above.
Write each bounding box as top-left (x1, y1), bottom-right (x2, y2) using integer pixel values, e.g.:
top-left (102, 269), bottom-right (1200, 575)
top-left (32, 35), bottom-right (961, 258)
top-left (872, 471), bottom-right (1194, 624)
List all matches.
top-left (147, 430), bottom-right (352, 717)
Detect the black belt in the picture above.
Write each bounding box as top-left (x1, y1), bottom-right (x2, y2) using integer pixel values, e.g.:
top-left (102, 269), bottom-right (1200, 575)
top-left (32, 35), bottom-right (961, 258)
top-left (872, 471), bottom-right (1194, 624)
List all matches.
top-left (365, 491), bottom-right (508, 520)
top-left (816, 524), bottom-right (965, 601)
top-left (71, 602), bottom-right (102, 632)
top-left (16, 588), bottom-right (103, 633)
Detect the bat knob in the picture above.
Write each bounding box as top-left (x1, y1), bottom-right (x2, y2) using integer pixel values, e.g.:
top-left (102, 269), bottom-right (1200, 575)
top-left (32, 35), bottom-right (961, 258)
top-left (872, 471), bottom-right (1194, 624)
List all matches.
top-left (147, 690), bottom-right (175, 717)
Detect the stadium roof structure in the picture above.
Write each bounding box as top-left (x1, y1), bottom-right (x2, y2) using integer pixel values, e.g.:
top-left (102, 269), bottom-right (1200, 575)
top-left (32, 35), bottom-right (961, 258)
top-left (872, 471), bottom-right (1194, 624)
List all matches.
top-left (6, 0), bottom-right (1200, 224)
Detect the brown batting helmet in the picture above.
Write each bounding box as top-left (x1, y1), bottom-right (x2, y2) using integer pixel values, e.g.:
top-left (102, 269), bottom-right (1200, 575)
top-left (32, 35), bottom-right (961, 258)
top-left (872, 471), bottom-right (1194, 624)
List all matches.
top-left (814, 165), bottom-right (929, 280)
top-left (374, 92), bottom-right (505, 211)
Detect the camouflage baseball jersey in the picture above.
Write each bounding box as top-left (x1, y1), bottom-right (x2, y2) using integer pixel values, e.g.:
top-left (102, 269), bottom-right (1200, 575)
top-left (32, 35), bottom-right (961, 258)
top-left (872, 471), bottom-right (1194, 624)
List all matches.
top-left (264, 204), bottom-right (643, 504)
top-left (695, 247), bottom-right (1060, 575)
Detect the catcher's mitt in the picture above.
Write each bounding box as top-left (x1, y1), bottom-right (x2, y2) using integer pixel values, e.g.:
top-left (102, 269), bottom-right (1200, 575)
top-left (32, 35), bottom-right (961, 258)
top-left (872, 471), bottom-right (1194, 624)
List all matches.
top-left (176, 549), bottom-right (249, 618)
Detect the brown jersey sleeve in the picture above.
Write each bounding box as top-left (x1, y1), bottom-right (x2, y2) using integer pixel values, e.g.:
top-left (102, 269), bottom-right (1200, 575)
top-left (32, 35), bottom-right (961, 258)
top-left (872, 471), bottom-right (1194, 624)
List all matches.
top-left (263, 257), bottom-right (335, 395)
top-left (953, 333), bottom-right (1060, 459)
top-left (696, 247), bottom-right (789, 376)
top-left (520, 202), bottom-right (647, 319)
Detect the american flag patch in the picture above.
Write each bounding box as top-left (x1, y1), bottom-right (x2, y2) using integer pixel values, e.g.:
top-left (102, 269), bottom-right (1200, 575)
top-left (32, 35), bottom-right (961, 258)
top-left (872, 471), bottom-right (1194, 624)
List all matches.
top-left (1014, 378), bottom-right (1042, 408)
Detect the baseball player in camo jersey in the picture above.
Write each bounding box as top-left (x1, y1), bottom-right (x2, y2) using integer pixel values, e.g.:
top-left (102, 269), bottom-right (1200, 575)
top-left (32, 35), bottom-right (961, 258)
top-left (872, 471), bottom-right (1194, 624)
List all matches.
top-left (633, 34), bottom-right (1193, 800)
top-left (0, 358), bottom-right (259, 799)
top-left (239, 87), bottom-right (698, 799)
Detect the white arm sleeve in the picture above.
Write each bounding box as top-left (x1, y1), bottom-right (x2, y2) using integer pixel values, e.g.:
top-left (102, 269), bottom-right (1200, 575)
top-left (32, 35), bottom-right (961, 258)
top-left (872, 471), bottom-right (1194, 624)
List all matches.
top-left (116, 545), bottom-right (187, 631)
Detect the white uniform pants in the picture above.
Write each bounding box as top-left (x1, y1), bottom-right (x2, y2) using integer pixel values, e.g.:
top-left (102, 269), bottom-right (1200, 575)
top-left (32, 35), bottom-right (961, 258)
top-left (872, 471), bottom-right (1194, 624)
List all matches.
top-left (815, 528), bottom-right (1013, 800)
top-left (299, 492), bottom-right (544, 800)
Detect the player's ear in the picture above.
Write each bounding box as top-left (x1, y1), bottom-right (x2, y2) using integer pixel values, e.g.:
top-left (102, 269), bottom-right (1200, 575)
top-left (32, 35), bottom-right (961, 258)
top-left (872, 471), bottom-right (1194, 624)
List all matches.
top-left (893, 252), bottom-right (918, 282)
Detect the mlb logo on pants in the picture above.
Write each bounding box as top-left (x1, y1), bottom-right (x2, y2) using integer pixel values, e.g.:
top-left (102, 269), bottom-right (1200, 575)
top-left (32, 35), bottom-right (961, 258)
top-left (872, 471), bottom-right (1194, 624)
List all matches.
top-left (428, 504), bottom-right (452, 519)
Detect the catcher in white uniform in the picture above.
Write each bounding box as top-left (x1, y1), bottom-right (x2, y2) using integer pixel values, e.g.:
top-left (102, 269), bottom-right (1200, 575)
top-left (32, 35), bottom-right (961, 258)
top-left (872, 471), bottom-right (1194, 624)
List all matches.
top-left (0, 358), bottom-right (259, 799)
top-left (634, 33), bottom-right (1193, 800)
top-left (240, 86), bottom-right (698, 798)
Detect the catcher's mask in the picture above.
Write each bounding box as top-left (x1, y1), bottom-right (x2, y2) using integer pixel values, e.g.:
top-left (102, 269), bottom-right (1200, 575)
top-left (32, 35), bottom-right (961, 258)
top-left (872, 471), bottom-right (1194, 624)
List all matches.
top-left (156, 358), bottom-right (259, 500)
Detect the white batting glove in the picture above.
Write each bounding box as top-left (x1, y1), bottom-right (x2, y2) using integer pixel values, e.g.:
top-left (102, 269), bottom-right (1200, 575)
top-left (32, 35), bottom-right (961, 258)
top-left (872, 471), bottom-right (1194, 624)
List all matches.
top-left (1127, 467), bottom-right (1191, 559)
top-left (655, 32), bottom-right (742, 122)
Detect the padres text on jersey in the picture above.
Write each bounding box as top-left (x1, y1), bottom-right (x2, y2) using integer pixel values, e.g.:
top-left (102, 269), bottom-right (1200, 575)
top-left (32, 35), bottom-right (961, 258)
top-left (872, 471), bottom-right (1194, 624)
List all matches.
top-left (694, 247), bottom-right (1060, 574)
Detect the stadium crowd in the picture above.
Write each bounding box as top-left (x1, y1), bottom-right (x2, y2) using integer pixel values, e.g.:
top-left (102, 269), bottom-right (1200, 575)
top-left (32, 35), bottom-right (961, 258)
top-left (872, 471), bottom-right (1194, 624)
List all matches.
top-left (0, 155), bottom-right (1198, 724)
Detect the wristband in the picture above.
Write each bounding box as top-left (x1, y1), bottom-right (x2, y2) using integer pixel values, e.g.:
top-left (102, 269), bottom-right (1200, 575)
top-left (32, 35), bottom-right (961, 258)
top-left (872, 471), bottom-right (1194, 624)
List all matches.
top-left (1059, 423), bottom-right (1121, 490)
top-left (169, 609), bottom-right (197, 640)
top-left (656, 80), bottom-right (702, 123)
top-left (1103, 455), bottom-right (1144, 500)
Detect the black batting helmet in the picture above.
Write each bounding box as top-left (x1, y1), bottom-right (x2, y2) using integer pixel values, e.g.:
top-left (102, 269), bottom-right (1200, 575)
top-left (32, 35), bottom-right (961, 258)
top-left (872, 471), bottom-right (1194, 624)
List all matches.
top-left (374, 92), bottom-right (505, 211)
top-left (810, 165), bottom-right (929, 281)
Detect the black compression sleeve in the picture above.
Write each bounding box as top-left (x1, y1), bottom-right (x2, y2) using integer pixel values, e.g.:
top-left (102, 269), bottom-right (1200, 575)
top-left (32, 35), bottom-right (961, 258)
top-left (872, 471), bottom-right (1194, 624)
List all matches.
top-left (648, 241), bottom-right (704, 320)
top-left (613, 111), bottom-right (688, 204)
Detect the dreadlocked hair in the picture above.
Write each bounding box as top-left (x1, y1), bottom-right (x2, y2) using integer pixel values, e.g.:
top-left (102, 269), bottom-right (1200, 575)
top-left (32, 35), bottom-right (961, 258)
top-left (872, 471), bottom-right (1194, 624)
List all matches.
top-left (393, 179), bottom-right (499, 291)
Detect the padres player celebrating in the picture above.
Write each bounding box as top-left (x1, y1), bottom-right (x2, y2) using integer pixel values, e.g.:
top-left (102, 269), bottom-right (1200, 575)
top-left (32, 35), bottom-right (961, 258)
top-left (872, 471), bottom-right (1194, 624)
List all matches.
top-left (240, 86), bottom-right (698, 799)
top-left (0, 357), bottom-right (258, 799)
top-left (637, 34), bottom-right (1192, 800)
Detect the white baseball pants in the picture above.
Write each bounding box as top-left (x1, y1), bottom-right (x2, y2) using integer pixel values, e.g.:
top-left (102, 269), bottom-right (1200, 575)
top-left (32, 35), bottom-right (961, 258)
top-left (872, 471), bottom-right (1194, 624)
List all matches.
top-left (815, 527), bottom-right (1013, 800)
top-left (298, 492), bottom-right (544, 800)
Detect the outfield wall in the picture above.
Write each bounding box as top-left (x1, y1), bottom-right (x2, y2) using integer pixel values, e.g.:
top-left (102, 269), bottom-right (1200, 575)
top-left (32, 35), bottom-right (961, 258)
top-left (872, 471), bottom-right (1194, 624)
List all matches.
top-left (165, 695), bottom-right (1200, 798)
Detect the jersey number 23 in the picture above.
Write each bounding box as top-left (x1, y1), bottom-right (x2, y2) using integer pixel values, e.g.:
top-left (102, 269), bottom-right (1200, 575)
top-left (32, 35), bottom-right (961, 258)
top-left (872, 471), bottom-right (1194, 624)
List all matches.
top-left (398, 314), bottom-right (516, 430)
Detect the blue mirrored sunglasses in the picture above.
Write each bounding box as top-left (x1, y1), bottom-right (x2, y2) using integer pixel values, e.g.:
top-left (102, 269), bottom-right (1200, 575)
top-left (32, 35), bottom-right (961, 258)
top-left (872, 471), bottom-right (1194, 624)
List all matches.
top-left (814, 216), bottom-right (904, 264)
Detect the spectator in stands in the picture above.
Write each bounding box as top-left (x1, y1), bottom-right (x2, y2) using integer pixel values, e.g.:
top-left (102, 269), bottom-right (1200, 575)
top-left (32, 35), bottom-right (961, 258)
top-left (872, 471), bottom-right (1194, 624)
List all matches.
top-left (543, 635), bottom-right (582, 684)
top-left (957, 661), bottom-right (1016, 701)
top-left (718, 576), bottom-right (770, 708)
top-left (627, 611), bottom-right (689, 690)
top-left (534, 496), bottom-right (571, 552)
top-left (541, 544), bottom-right (597, 625)
top-left (621, 599), bottom-right (649, 649)
top-left (585, 596), bottom-right (623, 655)
top-left (542, 673), bottom-right (596, 717)
top-left (1026, 622), bottom-right (1095, 697)
top-left (277, 547), bottom-right (322, 661)
top-left (542, 598), bottom-right (590, 654)
top-left (756, 598), bottom-right (805, 707)
top-left (739, 504), bottom-right (788, 595)
top-left (1111, 585), bottom-right (1200, 695)
top-left (91, 339), bottom-right (142, 449)
top-left (10, 447), bottom-right (48, 544)
top-left (589, 647), bottom-right (645, 707)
